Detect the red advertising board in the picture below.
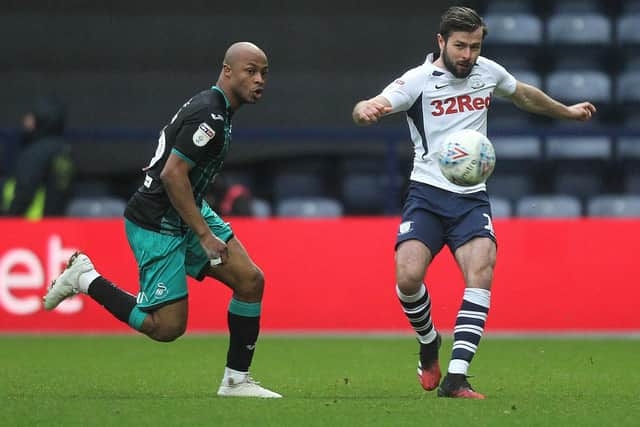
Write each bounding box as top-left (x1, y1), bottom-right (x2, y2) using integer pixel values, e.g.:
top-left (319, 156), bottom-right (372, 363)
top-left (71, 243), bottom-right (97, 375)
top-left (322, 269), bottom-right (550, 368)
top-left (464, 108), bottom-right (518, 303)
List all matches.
top-left (0, 218), bottom-right (637, 333)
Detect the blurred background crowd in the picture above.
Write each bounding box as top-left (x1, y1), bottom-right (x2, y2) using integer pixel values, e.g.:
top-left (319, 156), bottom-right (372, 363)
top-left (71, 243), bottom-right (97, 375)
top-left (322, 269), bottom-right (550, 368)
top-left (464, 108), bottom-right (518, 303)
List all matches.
top-left (1, 0), bottom-right (639, 218)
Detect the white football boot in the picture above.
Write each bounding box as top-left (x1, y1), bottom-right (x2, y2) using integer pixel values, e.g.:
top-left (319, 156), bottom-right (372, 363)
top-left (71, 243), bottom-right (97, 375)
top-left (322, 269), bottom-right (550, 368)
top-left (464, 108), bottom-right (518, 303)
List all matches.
top-left (43, 252), bottom-right (94, 310)
top-left (217, 368), bottom-right (282, 398)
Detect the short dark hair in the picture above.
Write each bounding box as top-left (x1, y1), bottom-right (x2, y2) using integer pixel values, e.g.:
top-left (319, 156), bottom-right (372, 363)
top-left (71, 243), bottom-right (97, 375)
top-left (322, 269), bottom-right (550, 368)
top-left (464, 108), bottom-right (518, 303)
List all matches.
top-left (439, 6), bottom-right (487, 41)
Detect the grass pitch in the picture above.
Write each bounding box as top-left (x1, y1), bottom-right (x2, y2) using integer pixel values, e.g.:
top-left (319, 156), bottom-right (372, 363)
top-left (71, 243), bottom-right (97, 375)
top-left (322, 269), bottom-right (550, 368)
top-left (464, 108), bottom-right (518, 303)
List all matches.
top-left (1, 335), bottom-right (637, 426)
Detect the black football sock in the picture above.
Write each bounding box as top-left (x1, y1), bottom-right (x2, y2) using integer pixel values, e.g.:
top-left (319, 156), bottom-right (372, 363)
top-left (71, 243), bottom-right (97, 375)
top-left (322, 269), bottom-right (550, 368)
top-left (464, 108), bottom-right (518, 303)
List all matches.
top-left (87, 276), bottom-right (137, 324)
top-left (226, 298), bottom-right (261, 372)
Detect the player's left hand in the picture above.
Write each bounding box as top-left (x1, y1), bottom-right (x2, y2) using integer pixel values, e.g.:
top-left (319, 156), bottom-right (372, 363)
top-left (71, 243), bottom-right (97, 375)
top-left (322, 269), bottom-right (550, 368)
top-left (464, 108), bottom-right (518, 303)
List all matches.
top-left (567, 102), bottom-right (596, 121)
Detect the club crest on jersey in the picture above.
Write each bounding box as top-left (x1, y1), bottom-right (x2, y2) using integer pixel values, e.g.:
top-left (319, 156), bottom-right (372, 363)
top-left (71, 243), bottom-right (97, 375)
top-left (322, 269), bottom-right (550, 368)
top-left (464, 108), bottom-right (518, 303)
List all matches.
top-left (469, 74), bottom-right (485, 89)
top-left (193, 122), bottom-right (216, 147)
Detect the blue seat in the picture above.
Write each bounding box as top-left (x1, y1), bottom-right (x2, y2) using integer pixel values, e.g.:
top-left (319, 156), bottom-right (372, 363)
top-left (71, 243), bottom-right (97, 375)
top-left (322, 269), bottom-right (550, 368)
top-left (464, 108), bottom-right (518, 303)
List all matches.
top-left (276, 197), bottom-right (343, 218)
top-left (547, 13), bottom-right (611, 45)
top-left (553, 172), bottom-right (605, 199)
top-left (553, 0), bottom-right (601, 13)
top-left (483, 13), bottom-right (542, 46)
top-left (516, 195), bottom-right (582, 218)
top-left (623, 1), bottom-right (640, 13)
top-left (545, 70), bottom-right (612, 104)
top-left (487, 136), bottom-right (542, 200)
top-left (617, 14), bottom-right (640, 45)
top-left (341, 172), bottom-right (401, 214)
top-left (251, 198), bottom-right (272, 218)
top-left (488, 173), bottom-right (536, 201)
top-left (546, 136), bottom-right (612, 161)
top-left (65, 196), bottom-right (127, 218)
top-left (492, 136), bottom-right (542, 161)
top-left (489, 196), bottom-right (512, 218)
top-left (546, 136), bottom-right (611, 198)
top-left (485, 0), bottom-right (533, 14)
top-left (587, 195), bottom-right (640, 217)
top-left (272, 173), bottom-right (324, 202)
top-left (617, 137), bottom-right (640, 193)
top-left (616, 71), bottom-right (640, 103)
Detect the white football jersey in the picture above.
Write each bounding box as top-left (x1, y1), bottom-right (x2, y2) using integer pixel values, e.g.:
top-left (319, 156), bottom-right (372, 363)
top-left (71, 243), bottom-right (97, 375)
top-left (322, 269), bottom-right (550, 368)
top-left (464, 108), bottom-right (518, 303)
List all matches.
top-left (381, 53), bottom-right (517, 193)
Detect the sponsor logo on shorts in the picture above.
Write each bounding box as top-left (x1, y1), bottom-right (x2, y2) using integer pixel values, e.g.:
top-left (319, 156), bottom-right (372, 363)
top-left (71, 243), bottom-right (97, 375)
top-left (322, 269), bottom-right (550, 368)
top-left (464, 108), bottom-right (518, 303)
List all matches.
top-left (398, 221), bottom-right (414, 235)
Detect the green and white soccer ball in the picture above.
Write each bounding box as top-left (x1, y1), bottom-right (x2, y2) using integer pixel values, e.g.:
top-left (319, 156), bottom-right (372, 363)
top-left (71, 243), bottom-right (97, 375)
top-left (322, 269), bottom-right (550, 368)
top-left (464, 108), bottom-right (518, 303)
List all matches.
top-left (437, 129), bottom-right (496, 187)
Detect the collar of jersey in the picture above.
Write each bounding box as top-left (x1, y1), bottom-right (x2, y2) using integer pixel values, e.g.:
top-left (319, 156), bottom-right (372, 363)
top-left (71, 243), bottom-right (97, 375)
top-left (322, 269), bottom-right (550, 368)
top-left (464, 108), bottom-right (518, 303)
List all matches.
top-left (211, 85), bottom-right (231, 110)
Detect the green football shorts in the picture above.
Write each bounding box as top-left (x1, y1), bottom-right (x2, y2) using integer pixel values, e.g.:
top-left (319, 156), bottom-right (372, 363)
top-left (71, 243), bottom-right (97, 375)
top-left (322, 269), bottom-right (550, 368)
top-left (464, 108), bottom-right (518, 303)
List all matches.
top-left (125, 202), bottom-right (234, 311)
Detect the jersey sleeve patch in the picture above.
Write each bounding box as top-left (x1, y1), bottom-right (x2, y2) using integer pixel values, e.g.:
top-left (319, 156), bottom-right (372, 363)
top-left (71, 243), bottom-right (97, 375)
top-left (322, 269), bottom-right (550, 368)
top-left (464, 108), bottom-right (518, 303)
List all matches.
top-left (192, 122), bottom-right (216, 147)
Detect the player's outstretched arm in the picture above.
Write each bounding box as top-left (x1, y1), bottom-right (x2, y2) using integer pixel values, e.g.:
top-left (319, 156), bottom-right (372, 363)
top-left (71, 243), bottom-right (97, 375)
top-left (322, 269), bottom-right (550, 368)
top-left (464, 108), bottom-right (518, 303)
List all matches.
top-left (509, 81), bottom-right (596, 122)
top-left (352, 95), bottom-right (393, 126)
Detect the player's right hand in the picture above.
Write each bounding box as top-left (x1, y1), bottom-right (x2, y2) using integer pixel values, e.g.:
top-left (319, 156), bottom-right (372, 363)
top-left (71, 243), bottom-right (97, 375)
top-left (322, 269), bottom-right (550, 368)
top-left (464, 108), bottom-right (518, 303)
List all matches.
top-left (353, 100), bottom-right (392, 126)
top-left (199, 232), bottom-right (229, 266)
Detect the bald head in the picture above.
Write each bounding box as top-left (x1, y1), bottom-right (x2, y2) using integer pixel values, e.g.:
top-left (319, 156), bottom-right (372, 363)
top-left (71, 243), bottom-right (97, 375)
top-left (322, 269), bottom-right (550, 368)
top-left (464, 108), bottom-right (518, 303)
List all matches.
top-left (223, 42), bottom-right (267, 67)
top-left (216, 41), bottom-right (269, 110)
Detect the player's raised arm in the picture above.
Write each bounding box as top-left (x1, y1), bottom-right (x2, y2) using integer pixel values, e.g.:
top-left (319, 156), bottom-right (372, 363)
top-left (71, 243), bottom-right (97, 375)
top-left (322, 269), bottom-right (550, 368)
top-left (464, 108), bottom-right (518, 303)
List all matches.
top-left (352, 95), bottom-right (393, 126)
top-left (508, 81), bottom-right (597, 122)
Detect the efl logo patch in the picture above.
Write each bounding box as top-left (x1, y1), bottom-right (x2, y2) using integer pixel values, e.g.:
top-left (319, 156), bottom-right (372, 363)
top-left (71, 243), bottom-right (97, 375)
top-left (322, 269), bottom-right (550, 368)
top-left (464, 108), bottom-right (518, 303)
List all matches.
top-left (193, 122), bottom-right (216, 147)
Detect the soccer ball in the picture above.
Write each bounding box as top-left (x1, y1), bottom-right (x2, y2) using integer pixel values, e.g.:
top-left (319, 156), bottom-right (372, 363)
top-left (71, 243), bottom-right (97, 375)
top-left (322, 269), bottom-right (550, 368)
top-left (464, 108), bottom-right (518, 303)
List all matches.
top-left (437, 129), bottom-right (496, 187)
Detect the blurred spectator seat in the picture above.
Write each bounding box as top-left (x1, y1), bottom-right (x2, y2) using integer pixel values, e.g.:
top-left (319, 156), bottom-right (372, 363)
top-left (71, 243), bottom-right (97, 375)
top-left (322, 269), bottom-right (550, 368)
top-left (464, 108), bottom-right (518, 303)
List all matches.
top-left (489, 196), bottom-right (512, 218)
top-left (272, 173), bottom-right (324, 202)
top-left (485, 0), bottom-right (533, 14)
top-left (342, 172), bottom-right (399, 214)
top-left (487, 136), bottom-right (542, 200)
top-left (587, 195), bottom-right (640, 217)
top-left (65, 196), bottom-right (127, 218)
top-left (71, 179), bottom-right (112, 198)
top-left (516, 194), bottom-right (582, 217)
top-left (483, 13), bottom-right (542, 46)
top-left (546, 12), bottom-right (611, 66)
top-left (545, 70), bottom-right (612, 105)
top-left (251, 198), bottom-right (272, 218)
top-left (547, 13), bottom-right (611, 45)
top-left (623, 0), bottom-right (640, 13)
top-left (553, 0), bottom-right (601, 13)
top-left (617, 137), bottom-right (640, 193)
top-left (616, 70), bottom-right (640, 104)
top-left (276, 197), bottom-right (343, 218)
top-left (617, 14), bottom-right (640, 45)
top-left (546, 136), bottom-right (611, 198)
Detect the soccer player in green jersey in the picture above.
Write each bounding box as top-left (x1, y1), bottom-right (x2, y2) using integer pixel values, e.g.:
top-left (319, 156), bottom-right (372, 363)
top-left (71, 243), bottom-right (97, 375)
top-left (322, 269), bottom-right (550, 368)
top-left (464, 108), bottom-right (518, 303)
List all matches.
top-left (44, 42), bottom-right (281, 398)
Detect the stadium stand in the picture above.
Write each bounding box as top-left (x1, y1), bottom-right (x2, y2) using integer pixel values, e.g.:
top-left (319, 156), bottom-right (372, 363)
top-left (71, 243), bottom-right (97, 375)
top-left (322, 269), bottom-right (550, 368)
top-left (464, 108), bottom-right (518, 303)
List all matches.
top-left (251, 198), bottom-right (272, 218)
top-left (587, 194), bottom-right (640, 216)
top-left (516, 195), bottom-right (583, 218)
top-left (65, 197), bottom-right (127, 218)
top-left (275, 197), bottom-right (344, 218)
top-left (489, 196), bottom-right (512, 218)
top-left (1, 0), bottom-right (640, 217)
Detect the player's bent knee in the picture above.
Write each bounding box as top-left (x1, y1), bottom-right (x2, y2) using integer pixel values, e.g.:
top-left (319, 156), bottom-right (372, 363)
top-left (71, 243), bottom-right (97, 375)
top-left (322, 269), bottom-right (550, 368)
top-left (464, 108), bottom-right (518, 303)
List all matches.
top-left (234, 266), bottom-right (265, 301)
top-left (150, 323), bottom-right (187, 342)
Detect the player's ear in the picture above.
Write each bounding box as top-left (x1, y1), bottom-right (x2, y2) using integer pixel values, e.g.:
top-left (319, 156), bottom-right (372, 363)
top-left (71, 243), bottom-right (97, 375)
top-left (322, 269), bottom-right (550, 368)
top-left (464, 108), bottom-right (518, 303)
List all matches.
top-left (222, 63), bottom-right (232, 78)
top-left (436, 33), bottom-right (445, 51)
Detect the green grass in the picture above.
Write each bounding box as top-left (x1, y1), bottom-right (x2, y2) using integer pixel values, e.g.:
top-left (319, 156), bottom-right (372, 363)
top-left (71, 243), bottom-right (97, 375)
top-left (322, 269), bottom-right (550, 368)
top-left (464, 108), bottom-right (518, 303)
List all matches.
top-left (1, 336), bottom-right (637, 426)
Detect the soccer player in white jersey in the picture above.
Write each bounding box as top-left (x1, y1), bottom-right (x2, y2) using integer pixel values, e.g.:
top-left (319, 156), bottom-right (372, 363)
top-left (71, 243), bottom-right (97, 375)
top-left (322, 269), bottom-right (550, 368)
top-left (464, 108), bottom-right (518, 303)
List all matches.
top-left (352, 6), bottom-right (595, 399)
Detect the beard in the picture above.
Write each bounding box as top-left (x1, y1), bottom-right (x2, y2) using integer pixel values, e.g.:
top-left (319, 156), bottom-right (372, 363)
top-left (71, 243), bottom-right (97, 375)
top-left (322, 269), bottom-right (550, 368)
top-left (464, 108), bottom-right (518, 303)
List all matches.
top-left (442, 50), bottom-right (473, 78)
